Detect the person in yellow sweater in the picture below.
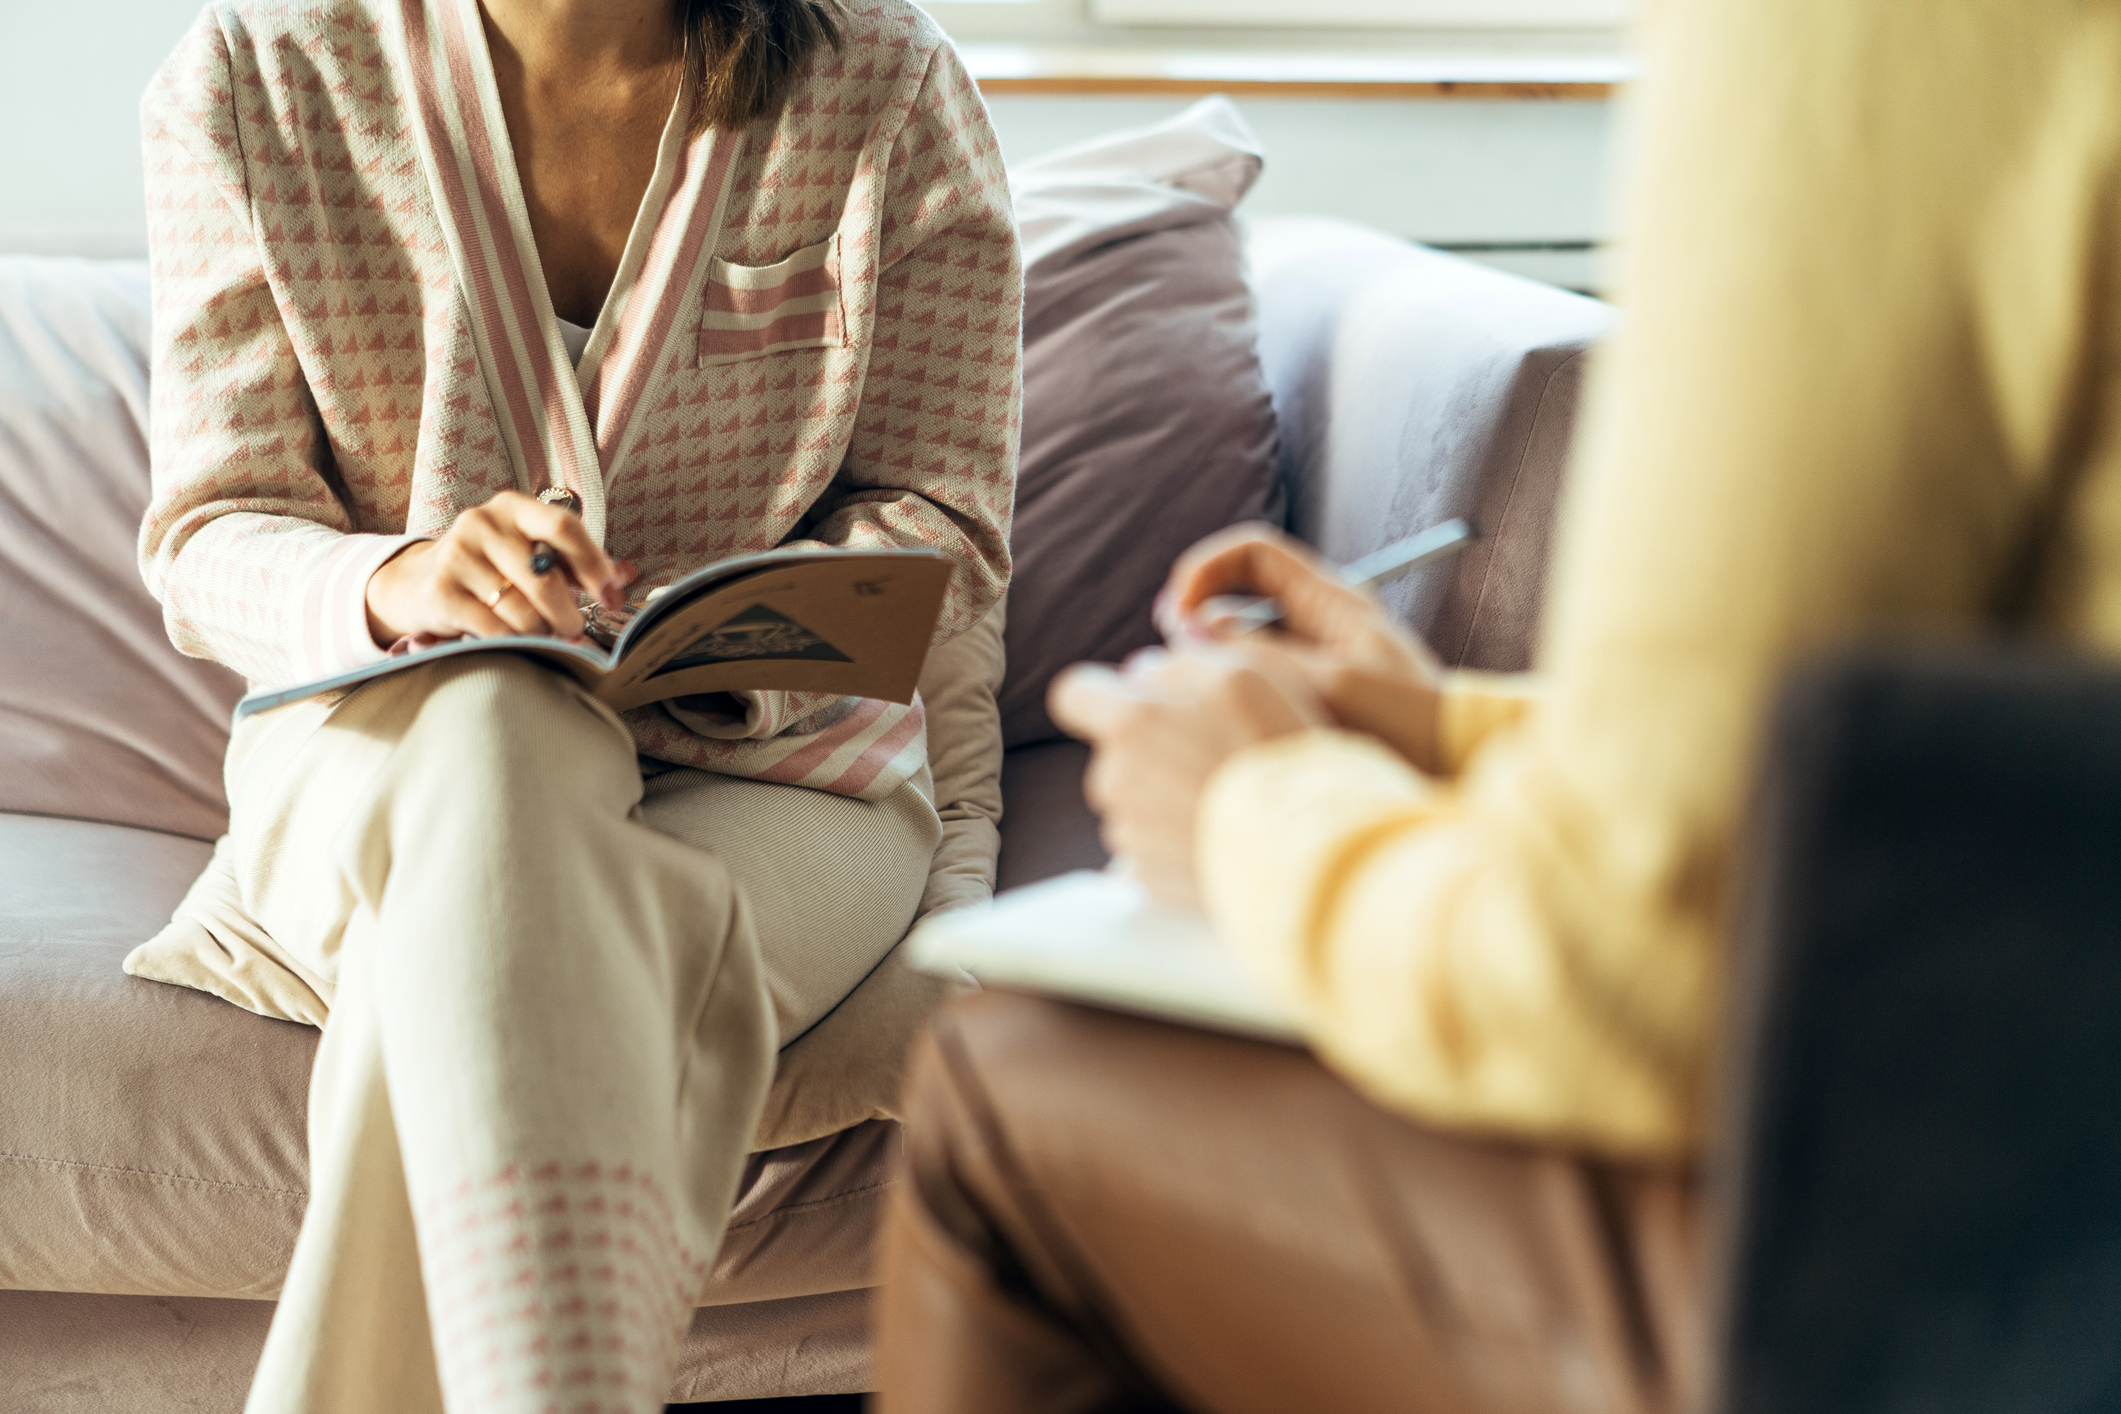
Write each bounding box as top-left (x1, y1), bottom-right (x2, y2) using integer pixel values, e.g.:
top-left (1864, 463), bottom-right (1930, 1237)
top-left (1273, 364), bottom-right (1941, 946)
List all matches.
top-left (872, 0), bottom-right (2121, 1409)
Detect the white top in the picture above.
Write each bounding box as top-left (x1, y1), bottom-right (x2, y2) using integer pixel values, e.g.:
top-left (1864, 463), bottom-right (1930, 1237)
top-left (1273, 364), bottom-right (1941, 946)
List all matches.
top-left (556, 316), bottom-right (593, 369)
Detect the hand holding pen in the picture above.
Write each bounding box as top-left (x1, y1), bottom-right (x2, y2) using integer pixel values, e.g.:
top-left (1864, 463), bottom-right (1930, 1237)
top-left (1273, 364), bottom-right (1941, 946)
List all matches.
top-left (1180, 518), bottom-right (1476, 638)
top-left (527, 486), bottom-right (640, 645)
top-left (1047, 519), bottom-right (1477, 897)
top-left (361, 488), bottom-right (634, 650)
top-left (1147, 519), bottom-right (1474, 775)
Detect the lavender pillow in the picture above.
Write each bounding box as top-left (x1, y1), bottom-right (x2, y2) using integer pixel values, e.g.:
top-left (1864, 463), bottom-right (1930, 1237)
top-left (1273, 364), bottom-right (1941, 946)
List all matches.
top-left (1002, 99), bottom-right (1282, 747)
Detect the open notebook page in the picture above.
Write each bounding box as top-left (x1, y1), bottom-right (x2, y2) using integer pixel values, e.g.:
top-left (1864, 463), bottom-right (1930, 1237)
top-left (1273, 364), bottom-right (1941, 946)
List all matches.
top-left (907, 870), bottom-right (1305, 1044)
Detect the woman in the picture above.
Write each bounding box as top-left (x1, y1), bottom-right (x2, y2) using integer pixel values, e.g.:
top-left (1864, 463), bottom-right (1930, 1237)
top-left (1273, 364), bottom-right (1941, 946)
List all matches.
top-left (880, 0), bottom-right (2121, 1407)
top-left (134, 0), bottom-right (1018, 1405)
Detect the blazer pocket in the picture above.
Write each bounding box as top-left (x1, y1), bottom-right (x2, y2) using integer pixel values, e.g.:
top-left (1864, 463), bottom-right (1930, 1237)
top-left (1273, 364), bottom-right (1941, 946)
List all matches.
top-left (699, 235), bottom-right (843, 367)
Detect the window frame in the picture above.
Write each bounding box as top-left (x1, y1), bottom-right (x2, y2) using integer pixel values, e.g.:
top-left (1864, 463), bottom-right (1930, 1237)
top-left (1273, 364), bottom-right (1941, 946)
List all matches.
top-left (1089, 0), bottom-right (1627, 28)
top-left (920, 0), bottom-right (1627, 42)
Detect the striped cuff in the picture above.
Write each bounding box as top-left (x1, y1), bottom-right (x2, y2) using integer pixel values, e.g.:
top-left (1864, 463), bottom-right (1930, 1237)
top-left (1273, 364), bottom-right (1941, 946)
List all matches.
top-left (297, 533), bottom-right (429, 678)
top-left (664, 688), bottom-right (788, 740)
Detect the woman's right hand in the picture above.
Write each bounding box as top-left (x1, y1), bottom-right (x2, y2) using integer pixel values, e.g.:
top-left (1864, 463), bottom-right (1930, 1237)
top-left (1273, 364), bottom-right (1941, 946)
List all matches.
top-left (1158, 522), bottom-right (1449, 774)
top-left (364, 490), bottom-right (634, 648)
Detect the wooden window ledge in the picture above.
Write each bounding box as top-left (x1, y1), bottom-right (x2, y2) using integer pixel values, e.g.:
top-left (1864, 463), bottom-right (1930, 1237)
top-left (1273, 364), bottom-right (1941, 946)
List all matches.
top-left (960, 44), bottom-right (1629, 99)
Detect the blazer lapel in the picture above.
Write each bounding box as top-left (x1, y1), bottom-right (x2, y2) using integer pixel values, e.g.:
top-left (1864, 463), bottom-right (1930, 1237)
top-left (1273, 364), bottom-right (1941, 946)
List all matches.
top-left (391, 0), bottom-right (607, 539)
top-left (581, 119), bottom-right (745, 496)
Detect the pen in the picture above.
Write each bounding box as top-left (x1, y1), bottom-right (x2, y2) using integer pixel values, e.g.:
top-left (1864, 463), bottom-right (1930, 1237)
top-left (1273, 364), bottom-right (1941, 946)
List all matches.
top-left (532, 486), bottom-right (579, 578)
top-left (1210, 518), bottom-right (1478, 636)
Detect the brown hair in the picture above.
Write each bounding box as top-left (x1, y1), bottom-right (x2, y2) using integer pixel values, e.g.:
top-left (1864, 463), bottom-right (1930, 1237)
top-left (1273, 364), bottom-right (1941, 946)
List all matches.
top-left (679, 0), bottom-right (845, 133)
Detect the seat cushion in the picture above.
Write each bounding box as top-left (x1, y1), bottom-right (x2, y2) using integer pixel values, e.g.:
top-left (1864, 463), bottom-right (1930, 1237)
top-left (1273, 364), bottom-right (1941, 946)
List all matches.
top-left (0, 812), bottom-right (898, 1304)
top-left (996, 740), bottom-right (1108, 893)
top-left (0, 1287), bottom-right (872, 1409)
top-left (0, 813), bottom-right (301, 1297)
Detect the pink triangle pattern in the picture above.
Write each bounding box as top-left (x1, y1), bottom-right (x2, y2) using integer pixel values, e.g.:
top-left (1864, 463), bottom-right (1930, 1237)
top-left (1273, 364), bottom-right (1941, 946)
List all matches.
top-left (417, 1160), bottom-right (708, 1414)
top-left (140, 0), bottom-right (1016, 803)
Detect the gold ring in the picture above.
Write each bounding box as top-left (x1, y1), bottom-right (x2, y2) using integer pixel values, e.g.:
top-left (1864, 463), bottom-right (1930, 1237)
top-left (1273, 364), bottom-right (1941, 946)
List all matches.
top-left (485, 584), bottom-right (514, 609)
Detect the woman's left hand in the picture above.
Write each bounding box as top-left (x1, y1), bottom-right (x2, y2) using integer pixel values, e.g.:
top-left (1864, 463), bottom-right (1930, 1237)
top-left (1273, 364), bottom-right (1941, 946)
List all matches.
top-left (1049, 646), bottom-right (1328, 909)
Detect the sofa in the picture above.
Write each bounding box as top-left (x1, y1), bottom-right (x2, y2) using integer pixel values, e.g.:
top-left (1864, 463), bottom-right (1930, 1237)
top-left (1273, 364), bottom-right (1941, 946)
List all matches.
top-left (0, 201), bottom-right (1609, 1404)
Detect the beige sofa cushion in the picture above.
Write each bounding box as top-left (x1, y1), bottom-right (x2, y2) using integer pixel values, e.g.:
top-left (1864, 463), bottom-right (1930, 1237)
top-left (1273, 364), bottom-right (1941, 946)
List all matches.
top-left (0, 812), bottom-right (902, 1304)
top-left (0, 1287), bottom-right (873, 1408)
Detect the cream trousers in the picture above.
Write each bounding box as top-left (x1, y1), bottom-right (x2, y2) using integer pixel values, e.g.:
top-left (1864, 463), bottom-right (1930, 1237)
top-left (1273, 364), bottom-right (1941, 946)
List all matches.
top-left (222, 655), bottom-right (939, 1414)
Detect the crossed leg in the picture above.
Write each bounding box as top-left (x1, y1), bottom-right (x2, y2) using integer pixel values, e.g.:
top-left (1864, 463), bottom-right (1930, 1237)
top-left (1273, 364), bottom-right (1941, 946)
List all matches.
top-left (233, 656), bottom-right (779, 1414)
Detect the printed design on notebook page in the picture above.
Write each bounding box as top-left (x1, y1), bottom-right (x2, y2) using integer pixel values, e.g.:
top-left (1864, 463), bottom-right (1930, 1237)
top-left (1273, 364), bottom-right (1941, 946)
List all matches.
top-left (653, 605), bottom-right (853, 675)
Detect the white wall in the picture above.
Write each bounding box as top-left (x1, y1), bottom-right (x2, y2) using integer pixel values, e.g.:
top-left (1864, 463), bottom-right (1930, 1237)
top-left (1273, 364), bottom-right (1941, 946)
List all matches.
top-left (986, 95), bottom-right (1616, 286)
top-left (0, 0), bottom-right (207, 256)
top-left (0, 0), bottom-right (1618, 288)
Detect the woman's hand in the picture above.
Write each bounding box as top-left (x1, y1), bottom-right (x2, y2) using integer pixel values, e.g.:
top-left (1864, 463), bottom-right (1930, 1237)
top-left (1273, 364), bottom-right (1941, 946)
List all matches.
top-left (1049, 646), bottom-right (1326, 908)
top-left (1160, 523), bottom-right (1448, 774)
top-left (364, 491), bottom-right (634, 648)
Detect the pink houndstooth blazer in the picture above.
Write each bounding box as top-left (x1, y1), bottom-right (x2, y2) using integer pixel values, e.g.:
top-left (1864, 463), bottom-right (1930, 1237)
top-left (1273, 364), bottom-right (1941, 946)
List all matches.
top-left (138, 0), bottom-right (1020, 800)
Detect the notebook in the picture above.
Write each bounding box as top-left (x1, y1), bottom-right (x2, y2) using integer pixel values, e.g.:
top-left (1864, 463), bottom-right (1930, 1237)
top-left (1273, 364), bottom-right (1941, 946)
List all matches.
top-left (236, 547), bottom-right (950, 718)
top-left (907, 869), bottom-right (1305, 1044)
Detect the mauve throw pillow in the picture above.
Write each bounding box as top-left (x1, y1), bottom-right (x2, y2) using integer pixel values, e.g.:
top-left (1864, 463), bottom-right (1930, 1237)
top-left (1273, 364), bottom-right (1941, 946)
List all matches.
top-left (0, 258), bottom-right (244, 840)
top-left (1002, 98), bottom-right (1282, 746)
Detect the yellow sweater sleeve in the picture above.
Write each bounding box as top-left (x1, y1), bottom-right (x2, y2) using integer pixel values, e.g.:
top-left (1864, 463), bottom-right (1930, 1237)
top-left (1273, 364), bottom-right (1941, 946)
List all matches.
top-left (1200, 728), bottom-right (1704, 1157)
top-left (1199, 0), bottom-right (2121, 1158)
top-left (1434, 671), bottom-right (1541, 776)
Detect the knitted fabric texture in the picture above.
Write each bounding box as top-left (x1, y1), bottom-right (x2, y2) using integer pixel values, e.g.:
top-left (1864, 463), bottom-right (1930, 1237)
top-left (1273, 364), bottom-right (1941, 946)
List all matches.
top-left (139, 0), bottom-right (1020, 799)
